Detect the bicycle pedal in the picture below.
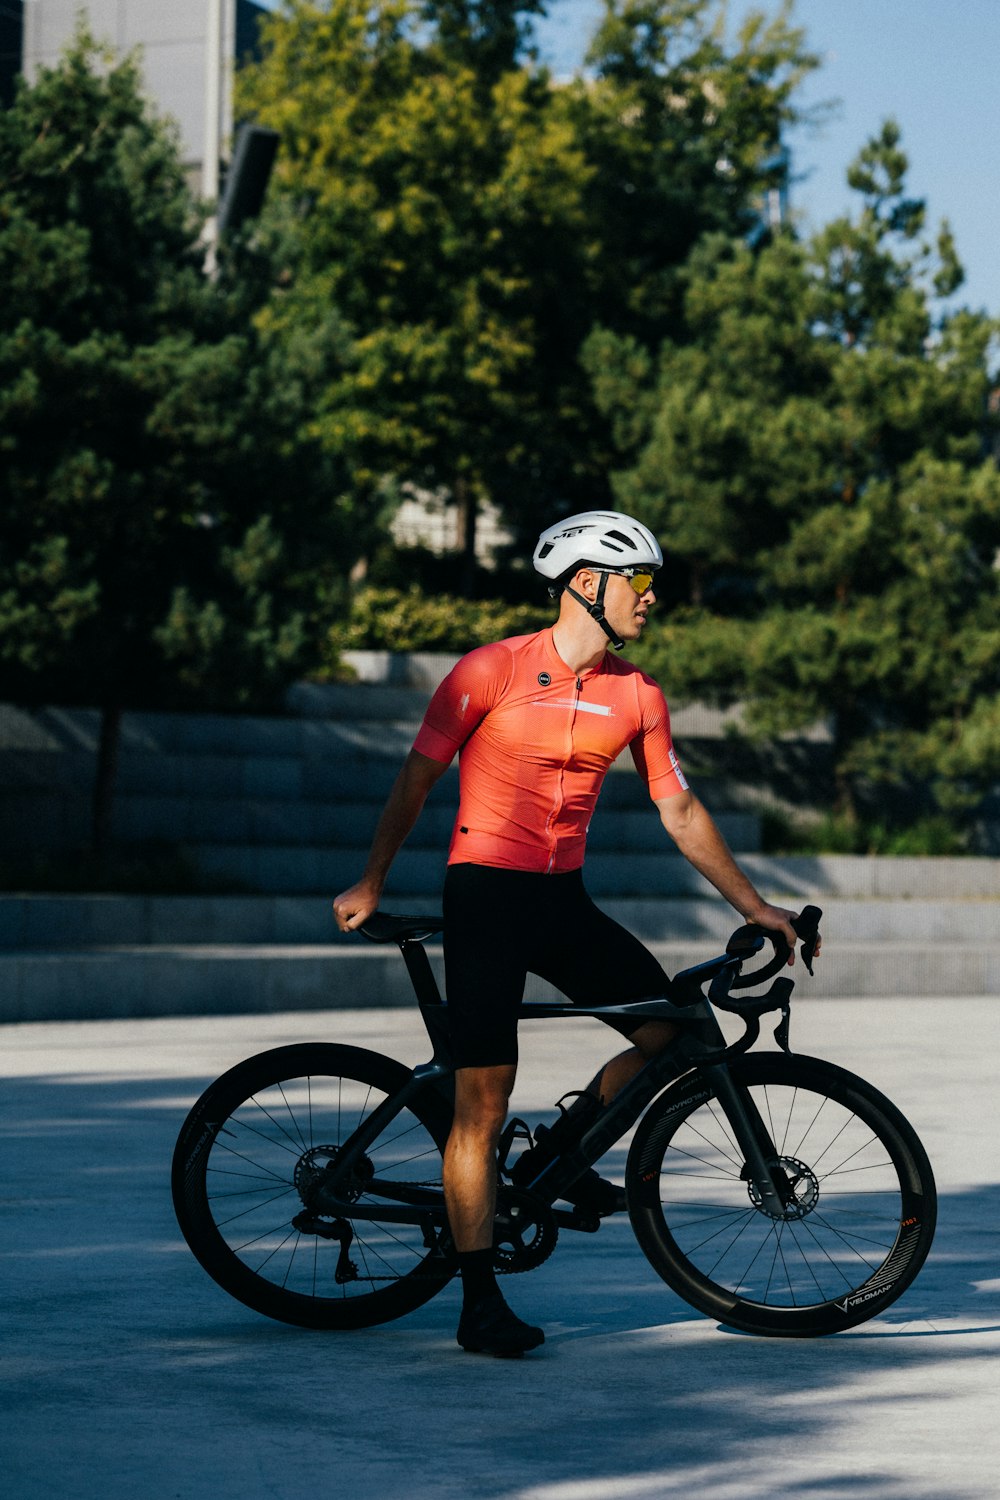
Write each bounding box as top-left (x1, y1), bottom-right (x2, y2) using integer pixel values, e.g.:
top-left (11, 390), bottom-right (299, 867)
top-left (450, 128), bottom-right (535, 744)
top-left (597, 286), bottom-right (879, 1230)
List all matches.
top-left (497, 1117), bottom-right (533, 1176)
top-left (551, 1206), bottom-right (601, 1234)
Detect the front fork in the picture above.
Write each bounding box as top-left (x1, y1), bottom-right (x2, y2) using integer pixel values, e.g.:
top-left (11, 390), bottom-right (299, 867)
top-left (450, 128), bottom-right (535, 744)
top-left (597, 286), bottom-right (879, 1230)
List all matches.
top-left (703, 1061), bottom-right (790, 1217)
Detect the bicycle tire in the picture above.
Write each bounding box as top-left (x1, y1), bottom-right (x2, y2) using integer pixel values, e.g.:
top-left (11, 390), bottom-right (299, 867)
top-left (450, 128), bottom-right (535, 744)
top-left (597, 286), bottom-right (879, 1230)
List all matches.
top-left (172, 1043), bottom-right (456, 1330)
top-left (626, 1053), bottom-right (936, 1337)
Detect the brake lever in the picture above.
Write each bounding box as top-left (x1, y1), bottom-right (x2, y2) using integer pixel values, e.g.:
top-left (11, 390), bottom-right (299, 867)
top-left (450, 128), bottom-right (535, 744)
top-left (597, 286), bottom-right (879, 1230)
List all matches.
top-left (791, 905), bottom-right (823, 977)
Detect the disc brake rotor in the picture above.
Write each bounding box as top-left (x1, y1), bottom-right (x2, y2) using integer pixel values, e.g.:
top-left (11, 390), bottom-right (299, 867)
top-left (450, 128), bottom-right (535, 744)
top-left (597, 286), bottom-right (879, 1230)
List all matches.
top-left (294, 1144), bottom-right (373, 1207)
top-left (747, 1155), bottom-right (820, 1221)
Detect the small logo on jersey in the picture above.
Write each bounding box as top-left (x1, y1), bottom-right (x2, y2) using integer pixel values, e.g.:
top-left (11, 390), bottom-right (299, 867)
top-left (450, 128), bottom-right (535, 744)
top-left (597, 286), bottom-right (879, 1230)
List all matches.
top-left (537, 672), bottom-right (551, 686)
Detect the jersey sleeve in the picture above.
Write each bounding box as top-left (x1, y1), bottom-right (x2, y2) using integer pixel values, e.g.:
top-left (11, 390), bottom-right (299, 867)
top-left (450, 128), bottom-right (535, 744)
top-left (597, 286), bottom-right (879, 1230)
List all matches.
top-left (628, 674), bottom-right (689, 799)
top-left (412, 642), bottom-right (514, 765)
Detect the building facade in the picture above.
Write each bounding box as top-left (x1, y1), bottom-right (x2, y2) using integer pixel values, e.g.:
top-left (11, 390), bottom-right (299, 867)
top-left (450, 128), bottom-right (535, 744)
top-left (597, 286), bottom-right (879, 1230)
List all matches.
top-left (18, 0), bottom-right (265, 192)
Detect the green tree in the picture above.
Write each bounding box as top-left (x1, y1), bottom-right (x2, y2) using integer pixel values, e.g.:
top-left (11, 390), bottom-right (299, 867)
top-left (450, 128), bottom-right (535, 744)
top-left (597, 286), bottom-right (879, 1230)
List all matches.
top-left (240, 0), bottom-right (816, 585)
top-left (0, 32), bottom-right (345, 848)
top-left (590, 122), bottom-right (1000, 835)
top-left (573, 0), bottom-right (816, 339)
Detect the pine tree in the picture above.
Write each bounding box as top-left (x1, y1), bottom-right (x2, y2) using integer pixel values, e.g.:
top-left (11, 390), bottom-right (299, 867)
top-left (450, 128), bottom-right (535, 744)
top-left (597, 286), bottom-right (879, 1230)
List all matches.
top-left (591, 123), bottom-right (1000, 838)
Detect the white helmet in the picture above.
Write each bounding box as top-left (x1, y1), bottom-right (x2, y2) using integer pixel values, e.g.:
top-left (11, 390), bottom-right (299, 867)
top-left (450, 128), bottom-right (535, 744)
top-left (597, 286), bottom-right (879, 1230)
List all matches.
top-left (533, 510), bottom-right (663, 583)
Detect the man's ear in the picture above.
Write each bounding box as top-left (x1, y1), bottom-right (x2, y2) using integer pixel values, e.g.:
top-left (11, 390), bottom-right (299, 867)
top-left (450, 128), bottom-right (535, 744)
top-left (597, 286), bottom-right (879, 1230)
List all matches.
top-left (571, 566), bottom-right (598, 601)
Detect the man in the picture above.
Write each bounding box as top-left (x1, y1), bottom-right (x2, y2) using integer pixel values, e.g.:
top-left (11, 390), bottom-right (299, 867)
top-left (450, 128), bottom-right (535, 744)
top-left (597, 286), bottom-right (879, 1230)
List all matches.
top-left (334, 510), bottom-right (813, 1357)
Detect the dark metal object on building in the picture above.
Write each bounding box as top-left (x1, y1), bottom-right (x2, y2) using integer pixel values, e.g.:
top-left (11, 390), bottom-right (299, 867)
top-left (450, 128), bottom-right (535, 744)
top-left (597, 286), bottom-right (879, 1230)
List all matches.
top-left (217, 122), bottom-right (279, 236)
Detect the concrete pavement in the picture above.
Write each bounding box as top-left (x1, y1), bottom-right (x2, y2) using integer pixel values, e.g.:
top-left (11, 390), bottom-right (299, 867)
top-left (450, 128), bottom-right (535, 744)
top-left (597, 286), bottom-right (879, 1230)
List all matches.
top-left (1, 996), bottom-right (999, 1500)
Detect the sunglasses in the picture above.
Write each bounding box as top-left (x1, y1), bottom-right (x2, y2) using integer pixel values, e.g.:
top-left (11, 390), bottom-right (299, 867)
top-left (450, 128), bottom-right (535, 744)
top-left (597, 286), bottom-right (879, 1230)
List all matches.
top-left (604, 568), bottom-right (656, 595)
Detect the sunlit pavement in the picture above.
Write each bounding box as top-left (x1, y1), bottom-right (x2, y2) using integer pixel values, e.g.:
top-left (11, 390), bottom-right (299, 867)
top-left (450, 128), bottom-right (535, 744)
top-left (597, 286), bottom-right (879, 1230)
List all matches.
top-left (2, 995), bottom-right (998, 1500)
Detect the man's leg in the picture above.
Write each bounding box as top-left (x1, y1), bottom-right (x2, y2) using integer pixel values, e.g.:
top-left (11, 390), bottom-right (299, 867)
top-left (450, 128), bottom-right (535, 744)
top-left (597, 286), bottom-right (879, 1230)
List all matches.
top-left (444, 1064), bottom-right (516, 1250)
top-left (445, 1063), bottom-right (544, 1356)
top-left (589, 1019), bottom-right (678, 1103)
top-left (513, 1021), bottom-right (679, 1218)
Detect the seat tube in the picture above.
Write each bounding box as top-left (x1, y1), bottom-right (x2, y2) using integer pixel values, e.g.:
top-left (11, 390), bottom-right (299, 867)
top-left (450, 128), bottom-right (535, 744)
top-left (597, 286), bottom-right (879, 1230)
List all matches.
top-left (400, 938), bottom-right (444, 1005)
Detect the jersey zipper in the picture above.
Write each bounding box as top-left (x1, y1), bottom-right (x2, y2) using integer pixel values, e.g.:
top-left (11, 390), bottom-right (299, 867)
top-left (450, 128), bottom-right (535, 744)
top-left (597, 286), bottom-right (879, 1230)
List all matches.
top-left (544, 676), bottom-right (583, 873)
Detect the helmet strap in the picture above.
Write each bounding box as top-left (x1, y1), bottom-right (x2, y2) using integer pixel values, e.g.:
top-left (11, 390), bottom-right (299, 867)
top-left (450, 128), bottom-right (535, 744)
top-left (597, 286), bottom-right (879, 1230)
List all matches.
top-left (565, 572), bottom-right (624, 651)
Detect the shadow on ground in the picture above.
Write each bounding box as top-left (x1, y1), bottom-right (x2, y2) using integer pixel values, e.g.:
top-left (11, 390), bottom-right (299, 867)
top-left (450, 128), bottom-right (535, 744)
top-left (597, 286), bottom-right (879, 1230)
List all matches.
top-left (1, 1069), bottom-right (998, 1499)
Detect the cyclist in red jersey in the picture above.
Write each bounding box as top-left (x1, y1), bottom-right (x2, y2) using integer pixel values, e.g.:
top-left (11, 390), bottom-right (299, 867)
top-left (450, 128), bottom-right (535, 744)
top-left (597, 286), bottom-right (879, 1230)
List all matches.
top-left (334, 510), bottom-right (817, 1357)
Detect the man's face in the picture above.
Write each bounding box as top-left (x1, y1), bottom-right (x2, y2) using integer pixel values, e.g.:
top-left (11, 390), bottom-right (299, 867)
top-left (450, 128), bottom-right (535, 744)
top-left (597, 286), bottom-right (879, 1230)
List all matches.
top-left (603, 570), bottom-right (656, 641)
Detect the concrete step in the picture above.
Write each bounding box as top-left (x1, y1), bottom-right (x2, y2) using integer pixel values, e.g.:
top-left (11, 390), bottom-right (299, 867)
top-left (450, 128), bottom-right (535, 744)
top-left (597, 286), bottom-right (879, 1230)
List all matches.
top-left (5, 693), bottom-right (807, 751)
top-left (3, 891), bottom-right (998, 950)
top-left (0, 741), bottom-right (748, 800)
top-left (182, 846), bottom-right (1000, 898)
top-left (3, 937), bottom-right (998, 1023)
top-left (0, 789), bottom-right (759, 854)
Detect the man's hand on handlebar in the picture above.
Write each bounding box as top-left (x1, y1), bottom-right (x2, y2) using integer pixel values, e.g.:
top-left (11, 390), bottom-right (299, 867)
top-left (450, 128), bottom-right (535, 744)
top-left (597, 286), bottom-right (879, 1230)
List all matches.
top-left (746, 902), bottom-right (822, 967)
top-left (333, 880), bottom-right (382, 933)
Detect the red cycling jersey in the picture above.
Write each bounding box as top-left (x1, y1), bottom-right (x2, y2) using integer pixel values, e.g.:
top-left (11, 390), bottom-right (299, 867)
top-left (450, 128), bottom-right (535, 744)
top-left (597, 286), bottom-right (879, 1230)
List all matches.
top-left (412, 627), bottom-right (689, 874)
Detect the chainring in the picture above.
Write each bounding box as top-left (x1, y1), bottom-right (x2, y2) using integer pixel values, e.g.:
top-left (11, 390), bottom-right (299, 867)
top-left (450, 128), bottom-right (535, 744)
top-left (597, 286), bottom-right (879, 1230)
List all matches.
top-left (493, 1186), bottom-right (558, 1274)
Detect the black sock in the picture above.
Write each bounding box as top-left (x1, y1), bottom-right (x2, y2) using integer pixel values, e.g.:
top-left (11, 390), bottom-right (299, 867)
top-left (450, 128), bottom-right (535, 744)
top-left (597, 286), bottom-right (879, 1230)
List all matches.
top-left (458, 1248), bottom-right (499, 1309)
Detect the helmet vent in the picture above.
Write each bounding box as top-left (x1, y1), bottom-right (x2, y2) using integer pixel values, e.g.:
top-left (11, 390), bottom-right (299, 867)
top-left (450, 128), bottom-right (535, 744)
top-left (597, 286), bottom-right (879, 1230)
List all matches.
top-left (605, 530), bottom-right (638, 551)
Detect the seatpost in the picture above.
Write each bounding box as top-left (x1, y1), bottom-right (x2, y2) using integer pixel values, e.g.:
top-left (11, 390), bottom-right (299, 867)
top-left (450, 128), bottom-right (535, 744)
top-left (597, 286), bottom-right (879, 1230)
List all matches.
top-left (399, 938), bottom-right (444, 1007)
top-left (399, 937), bottom-right (454, 1073)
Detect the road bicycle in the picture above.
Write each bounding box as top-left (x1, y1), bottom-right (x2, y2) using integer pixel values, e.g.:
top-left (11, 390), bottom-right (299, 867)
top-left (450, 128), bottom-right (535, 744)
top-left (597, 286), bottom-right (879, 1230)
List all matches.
top-left (172, 905), bottom-right (937, 1338)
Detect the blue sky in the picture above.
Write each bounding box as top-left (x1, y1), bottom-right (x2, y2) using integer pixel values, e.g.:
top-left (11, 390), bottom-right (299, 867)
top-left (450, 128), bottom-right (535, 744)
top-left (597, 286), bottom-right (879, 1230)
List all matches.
top-left (533, 0), bottom-right (1000, 315)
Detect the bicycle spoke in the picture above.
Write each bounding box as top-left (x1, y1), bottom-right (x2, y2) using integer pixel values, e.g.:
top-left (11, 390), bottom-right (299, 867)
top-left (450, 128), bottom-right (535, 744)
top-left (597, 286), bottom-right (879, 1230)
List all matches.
top-left (195, 1064), bottom-right (450, 1313)
top-left (645, 1069), bottom-right (921, 1316)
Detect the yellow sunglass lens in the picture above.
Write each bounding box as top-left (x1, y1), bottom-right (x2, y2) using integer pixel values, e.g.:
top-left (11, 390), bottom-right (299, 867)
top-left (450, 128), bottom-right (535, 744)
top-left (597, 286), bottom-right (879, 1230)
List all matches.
top-left (628, 572), bottom-right (654, 594)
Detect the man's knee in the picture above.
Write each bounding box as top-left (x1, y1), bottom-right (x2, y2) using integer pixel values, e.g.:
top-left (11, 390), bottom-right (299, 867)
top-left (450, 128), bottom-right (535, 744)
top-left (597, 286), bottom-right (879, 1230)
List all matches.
top-left (631, 1020), bottom-right (677, 1059)
top-left (452, 1064), bottom-right (516, 1138)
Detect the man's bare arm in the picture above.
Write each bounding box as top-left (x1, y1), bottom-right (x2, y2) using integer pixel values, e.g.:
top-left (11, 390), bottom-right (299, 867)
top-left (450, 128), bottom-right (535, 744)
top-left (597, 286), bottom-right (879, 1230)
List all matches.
top-left (655, 790), bottom-right (809, 964)
top-left (333, 749), bottom-right (451, 932)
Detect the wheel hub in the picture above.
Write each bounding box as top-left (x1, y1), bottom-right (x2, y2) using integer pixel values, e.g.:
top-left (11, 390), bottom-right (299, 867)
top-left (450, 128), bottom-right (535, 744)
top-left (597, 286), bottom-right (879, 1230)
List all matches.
top-left (294, 1144), bottom-right (372, 1207)
top-left (747, 1156), bottom-right (820, 1220)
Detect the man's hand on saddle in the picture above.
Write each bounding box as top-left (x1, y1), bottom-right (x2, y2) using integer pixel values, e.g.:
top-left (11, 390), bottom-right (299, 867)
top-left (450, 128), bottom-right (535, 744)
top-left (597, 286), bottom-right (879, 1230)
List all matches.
top-left (333, 880), bottom-right (382, 933)
top-left (747, 902), bottom-right (823, 967)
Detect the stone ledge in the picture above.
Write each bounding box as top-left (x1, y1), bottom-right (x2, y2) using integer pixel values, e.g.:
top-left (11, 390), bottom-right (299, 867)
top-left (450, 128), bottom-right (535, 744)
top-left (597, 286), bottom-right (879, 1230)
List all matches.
top-left (2, 940), bottom-right (998, 1022)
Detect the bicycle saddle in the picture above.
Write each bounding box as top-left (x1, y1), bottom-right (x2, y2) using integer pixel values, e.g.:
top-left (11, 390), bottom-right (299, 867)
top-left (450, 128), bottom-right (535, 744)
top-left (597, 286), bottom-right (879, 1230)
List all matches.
top-left (358, 911), bottom-right (446, 943)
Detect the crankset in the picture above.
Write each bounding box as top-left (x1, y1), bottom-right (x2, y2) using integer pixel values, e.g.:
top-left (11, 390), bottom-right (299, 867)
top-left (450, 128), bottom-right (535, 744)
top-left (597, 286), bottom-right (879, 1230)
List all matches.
top-left (493, 1186), bottom-right (558, 1274)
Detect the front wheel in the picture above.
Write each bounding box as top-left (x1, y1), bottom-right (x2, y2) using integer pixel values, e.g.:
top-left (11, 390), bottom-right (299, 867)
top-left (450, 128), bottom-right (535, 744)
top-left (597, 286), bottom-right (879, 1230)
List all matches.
top-left (626, 1054), bottom-right (936, 1336)
top-left (172, 1044), bottom-right (456, 1330)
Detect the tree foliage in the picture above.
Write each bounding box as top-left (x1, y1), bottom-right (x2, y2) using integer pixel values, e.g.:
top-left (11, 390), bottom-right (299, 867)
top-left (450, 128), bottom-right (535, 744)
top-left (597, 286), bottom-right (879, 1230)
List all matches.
top-left (0, 30), bottom-right (345, 721)
top-left (240, 0), bottom-right (816, 566)
top-left (591, 122), bottom-right (1000, 828)
top-left (325, 583), bottom-right (549, 656)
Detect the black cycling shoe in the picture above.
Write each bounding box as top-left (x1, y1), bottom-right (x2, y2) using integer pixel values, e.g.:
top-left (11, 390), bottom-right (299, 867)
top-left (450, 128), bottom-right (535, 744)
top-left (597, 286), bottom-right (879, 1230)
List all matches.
top-left (457, 1293), bottom-right (545, 1358)
top-left (563, 1167), bottom-right (627, 1217)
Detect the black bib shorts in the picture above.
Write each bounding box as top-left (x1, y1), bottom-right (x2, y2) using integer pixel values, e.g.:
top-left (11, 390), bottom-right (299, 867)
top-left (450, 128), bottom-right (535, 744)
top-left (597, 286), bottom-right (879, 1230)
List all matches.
top-left (441, 863), bottom-right (671, 1069)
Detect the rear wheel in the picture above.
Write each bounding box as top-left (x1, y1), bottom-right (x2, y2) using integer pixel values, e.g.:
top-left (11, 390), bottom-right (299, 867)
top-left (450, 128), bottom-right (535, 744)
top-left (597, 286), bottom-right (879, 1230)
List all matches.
top-left (172, 1044), bottom-right (456, 1329)
top-left (626, 1054), bottom-right (936, 1336)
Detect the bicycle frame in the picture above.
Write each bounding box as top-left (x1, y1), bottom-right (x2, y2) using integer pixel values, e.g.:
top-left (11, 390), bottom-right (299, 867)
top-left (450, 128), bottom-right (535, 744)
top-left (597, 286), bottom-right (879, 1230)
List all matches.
top-left (311, 934), bottom-right (794, 1225)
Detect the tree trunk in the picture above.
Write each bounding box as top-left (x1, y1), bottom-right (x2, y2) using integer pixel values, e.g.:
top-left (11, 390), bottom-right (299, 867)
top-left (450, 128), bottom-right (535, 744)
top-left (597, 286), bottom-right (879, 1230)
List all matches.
top-left (454, 477), bottom-right (477, 599)
top-left (92, 702), bottom-right (123, 856)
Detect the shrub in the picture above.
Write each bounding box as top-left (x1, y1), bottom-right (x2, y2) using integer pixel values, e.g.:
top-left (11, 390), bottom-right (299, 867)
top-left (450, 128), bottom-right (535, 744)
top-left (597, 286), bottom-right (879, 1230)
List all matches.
top-left (324, 586), bottom-right (551, 657)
